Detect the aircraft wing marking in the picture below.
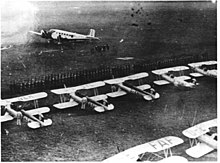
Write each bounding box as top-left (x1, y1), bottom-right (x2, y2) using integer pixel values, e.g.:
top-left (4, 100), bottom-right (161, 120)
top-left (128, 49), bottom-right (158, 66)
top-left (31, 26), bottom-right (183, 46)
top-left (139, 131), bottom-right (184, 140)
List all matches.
top-left (106, 90), bottom-right (127, 98)
top-left (53, 101), bottom-right (79, 109)
top-left (1, 92), bottom-right (48, 103)
top-left (153, 80), bottom-right (170, 85)
top-left (185, 142), bottom-right (214, 158)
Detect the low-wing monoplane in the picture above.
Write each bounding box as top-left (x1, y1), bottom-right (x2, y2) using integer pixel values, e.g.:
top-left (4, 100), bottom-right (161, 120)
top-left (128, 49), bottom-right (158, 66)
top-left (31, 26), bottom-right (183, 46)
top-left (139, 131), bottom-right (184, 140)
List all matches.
top-left (188, 61), bottom-right (217, 78)
top-left (29, 28), bottom-right (100, 44)
top-left (152, 66), bottom-right (198, 88)
top-left (1, 92), bottom-right (52, 129)
top-left (103, 136), bottom-right (187, 162)
top-left (51, 81), bottom-right (114, 113)
top-left (182, 118), bottom-right (217, 158)
top-left (104, 72), bottom-right (160, 101)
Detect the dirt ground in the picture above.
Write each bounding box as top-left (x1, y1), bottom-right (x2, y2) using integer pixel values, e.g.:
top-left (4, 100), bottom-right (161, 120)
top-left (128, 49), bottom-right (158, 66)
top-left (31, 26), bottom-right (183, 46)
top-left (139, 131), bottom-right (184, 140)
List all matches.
top-left (1, 1), bottom-right (217, 162)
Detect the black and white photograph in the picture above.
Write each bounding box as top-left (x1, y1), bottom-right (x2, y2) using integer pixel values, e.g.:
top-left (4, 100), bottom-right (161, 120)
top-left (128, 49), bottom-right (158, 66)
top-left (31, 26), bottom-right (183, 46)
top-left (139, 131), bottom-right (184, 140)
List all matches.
top-left (1, 0), bottom-right (217, 162)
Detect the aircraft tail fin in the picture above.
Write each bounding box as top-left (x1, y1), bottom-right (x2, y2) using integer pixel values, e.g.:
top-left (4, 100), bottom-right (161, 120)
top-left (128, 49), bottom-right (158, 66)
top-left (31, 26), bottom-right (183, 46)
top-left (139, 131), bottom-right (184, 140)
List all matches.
top-left (88, 29), bottom-right (95, 37)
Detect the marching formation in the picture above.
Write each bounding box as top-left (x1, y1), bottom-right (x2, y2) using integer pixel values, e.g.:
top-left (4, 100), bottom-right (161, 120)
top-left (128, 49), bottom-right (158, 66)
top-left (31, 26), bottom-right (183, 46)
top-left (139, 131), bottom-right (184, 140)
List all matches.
top-left (1, 60), bottom-right (217, 161)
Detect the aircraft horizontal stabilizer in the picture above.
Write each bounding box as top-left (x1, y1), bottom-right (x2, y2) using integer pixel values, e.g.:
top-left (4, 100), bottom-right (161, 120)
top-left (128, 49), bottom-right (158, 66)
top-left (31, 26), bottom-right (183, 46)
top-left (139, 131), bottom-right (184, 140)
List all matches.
top-left (136, 84), bottom-right (151, 90)
top-left (53, 101), bottom-right (79, 109)
top-left (185, 142), bottom-right (214, 158)
top-left (89, 94), bottom-right (108, 101)
top-left (29, 31), bottom-right (42, 36)
top-left (1, 114), bottom-right (14, 122)
top-left (153, 80), bottom-right (170, 85)
top-left (190, 73), bottom-right (204, 77)
top-left (106, 90), bottom-right (127, 98)
top-left (175, 76), bottom-right (191, 81)
top-left (25, 107), bottom-right (50, 115)
top-left (27, 119), bottom-right (52, 129)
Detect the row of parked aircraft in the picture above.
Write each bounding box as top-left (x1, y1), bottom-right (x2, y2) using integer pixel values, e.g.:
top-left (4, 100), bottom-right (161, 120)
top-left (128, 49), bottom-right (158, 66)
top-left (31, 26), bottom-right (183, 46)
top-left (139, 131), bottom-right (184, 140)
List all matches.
top-left (1, 60), bottom-right (217, 160)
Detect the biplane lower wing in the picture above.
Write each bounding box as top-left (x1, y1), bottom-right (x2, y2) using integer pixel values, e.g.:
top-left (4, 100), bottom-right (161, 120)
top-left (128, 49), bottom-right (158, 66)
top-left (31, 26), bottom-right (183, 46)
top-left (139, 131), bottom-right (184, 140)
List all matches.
top-left (53, 101), bottom-right (79, 109)
top-left (27, 119), bottom-right (52, 129)
top-left (185, 142), bottom-right (214, 158)
top-left (1, 113), bottom-right (14, 122)
top-left (106, 90), bottom-right (127, 98)
top-left (190, 73), bottom-right (204, 77)
top-left (153, 80), bottom-right (170, 85)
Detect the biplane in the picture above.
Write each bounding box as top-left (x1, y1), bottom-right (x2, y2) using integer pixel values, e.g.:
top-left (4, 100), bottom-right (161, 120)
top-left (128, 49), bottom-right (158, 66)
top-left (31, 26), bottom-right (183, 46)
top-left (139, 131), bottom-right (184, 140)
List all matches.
top-left (1, 92), bottom-right (52, 129)
top-left (103, 136), bottom-right (187, 162)
top-left (104, 72), bottom-right (160, 101)
top-left (188, 61), bottom-right (217, 78)
top-left (152, 66), bottom-right (198, 88)
top-left (51, 81), bottom-right (114, 113)
top-left (182, 118), bottom-right (217, 158)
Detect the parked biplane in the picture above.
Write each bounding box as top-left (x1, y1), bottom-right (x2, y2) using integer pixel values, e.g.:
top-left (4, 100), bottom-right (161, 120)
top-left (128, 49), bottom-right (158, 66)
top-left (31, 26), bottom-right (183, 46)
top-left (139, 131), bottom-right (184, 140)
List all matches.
top-left (104, 72), bottom-right (160, 101)
top-left (152, 66), bottom-right (198, 88)
top-left (182, 118), bottom-right (217, 158)
top-left (51, 81), bottom-right (114, 113)
top-left (188, 61), bottom-right (217, 78)
top-left (1, 92), bottom-right (52, 129)
top-left (103, 136), bottom-right (187, 162)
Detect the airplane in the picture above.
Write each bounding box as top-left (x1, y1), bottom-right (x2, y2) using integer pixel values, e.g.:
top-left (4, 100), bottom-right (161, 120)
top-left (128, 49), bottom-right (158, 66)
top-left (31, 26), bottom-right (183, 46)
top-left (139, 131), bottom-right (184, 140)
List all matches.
top-left (29, 28), bottom-right (100, 44)
top-left (104, 72), bottom-right (160, 101)
top-left (152, 66), bottom-right (199, 88)
top-left (182, 118), bottom-right (217, 158)
top-left (188, 61), bottom-right (217, 78)
top-left (102, 136), bottom-right (188, 162)
top-left (1, 92), bottom-right (52, 129)
top-left (51, 81), bottom-right (114, 113)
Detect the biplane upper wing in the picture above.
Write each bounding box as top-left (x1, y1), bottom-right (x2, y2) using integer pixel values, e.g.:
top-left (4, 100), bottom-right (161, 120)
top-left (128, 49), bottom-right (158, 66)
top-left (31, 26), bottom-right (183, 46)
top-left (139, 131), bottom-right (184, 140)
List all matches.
top-left (152, 66), bottom-right (189, 75)
top-left (183, 118), bottom-right (217, 139)
top-left (104, 77), bottom-right (128, 85)
top-left (126, 72), bottom-right (149, 80)
top-left (185, 142), bottom-right (214, 158)
top-left (1, 92), bottom-right (48, 104)
top-left (188, 61), bottom-right (217, 68)
top-left (51, 81), bottom-right (105, 95)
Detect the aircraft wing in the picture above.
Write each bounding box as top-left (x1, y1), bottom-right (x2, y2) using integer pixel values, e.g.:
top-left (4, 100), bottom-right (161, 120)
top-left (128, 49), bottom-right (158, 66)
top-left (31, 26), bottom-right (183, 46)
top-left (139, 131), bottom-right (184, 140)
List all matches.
top-left (25, 107), bottom-right (50, 115)
top-left (89, 94), bottom-right (108, 101)
top-left (188, 61), bottom-right (217, 68)
top-left (153, 80), bottom-right (170, 85)
top-left (53, 101), bottom-right (79, 109)
top-left (136, 84), bottom-right (151, 90)
top-left (29, 31), bottom-right (42, 36)
top-left (152, 66), bottom-right (189, 75)
top-left (51, 81), bottom-right (105, 95)
top-left (175, 75), bottom-right (191, 81)
top-left (185, 142), bottom-right (214, 158)
top-left (106, 90), bottom-right (127, 98)
top-left (104, 77), bottom-right (127, 85)
top-left (1, 92), bottom-right (48, 104)
top-left (126, 72), bottom-right (149, 80)
top-left (189, 72), bottom-right (204, 77)
top-left (1, 113), bottom-right (14, 122)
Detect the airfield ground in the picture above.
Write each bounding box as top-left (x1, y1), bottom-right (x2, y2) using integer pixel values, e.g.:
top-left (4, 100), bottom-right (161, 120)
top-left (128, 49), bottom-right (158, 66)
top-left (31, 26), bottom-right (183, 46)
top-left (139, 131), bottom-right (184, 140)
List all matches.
top-left (1, 1), bottom-right (217, 162)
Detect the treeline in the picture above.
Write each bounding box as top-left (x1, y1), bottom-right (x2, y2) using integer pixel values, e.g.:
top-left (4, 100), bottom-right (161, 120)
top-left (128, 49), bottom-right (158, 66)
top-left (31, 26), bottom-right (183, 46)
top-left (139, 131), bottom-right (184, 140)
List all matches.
top-left (9, 53), bottom-right (212, 96)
